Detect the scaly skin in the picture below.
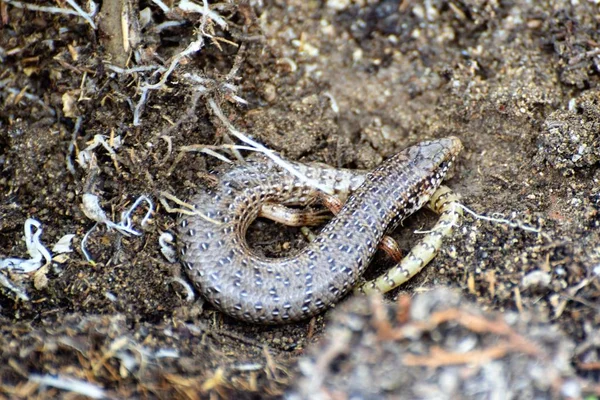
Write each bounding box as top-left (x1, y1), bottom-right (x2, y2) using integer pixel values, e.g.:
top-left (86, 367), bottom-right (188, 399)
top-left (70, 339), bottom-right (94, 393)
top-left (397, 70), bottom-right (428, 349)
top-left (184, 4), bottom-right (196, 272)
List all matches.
top-left (177, 137), bottom-right (462, 324)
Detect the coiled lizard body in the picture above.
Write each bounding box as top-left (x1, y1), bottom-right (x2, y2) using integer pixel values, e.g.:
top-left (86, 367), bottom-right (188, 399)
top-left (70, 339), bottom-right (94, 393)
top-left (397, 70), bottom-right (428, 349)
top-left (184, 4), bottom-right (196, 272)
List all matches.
top-left (178, 137), bottom-right (462, 324)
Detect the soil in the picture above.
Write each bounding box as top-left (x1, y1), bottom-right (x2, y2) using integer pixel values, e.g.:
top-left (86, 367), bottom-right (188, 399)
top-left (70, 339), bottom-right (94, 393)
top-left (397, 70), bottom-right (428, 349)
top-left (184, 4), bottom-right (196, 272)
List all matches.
top-left (1, 0), bottom-right (600, 399)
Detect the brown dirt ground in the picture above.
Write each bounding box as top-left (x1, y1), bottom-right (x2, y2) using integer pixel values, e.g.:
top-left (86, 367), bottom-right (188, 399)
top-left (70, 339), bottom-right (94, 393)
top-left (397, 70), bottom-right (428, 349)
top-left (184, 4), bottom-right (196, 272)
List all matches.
top-left (1, 0), bottom-right (600, 398)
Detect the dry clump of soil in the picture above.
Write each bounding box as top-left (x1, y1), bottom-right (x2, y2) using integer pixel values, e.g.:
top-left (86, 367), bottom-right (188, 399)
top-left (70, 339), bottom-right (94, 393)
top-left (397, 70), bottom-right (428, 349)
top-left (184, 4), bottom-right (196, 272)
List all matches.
top-left (1, 0), bottom-right (600, 398)
top-left (290, 288), bottom-right (580, 400)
